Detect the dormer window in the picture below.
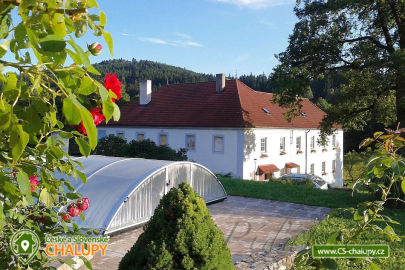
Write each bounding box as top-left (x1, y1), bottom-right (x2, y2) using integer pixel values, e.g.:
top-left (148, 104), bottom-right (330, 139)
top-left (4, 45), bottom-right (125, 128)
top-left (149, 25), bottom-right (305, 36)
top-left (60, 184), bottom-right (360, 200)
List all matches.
top-left (262, 108), bottom-right (270, 115)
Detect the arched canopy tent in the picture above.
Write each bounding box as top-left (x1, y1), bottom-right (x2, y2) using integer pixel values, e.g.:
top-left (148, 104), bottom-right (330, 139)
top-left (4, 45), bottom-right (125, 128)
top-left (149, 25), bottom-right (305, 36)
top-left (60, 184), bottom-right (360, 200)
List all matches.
top-left (58, 156), bottom-right (227, 235)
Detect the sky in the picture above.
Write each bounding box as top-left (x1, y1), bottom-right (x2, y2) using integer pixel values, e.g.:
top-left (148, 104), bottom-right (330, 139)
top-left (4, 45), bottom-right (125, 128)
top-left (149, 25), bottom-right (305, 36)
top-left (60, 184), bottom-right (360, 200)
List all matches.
top-left (94, 0), bottom-right (298, 76)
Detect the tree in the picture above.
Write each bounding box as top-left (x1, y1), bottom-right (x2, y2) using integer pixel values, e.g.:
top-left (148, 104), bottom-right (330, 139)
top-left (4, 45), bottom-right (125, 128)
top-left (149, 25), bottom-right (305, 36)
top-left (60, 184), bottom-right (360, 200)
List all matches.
top-left (271, 0), bottom-right (404, 132)
top-left (119, 183), bottom-right (233, 270)
top-left (0, 0), bottom-right (119, 268)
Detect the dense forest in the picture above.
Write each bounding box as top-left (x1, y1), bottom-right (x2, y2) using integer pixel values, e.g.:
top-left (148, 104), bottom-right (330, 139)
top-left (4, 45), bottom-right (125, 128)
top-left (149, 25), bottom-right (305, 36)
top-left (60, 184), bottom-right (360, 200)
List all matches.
top-left (93, 59), bottom-right (374, 152)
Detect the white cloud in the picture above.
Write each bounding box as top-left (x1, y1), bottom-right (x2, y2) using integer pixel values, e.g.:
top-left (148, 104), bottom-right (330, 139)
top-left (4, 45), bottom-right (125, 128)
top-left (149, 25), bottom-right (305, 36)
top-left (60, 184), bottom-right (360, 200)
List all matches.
top-left (211, 0), bottom-right (294, 9)
top-left (138, 37), bottom-right (169, 45)
top-left (173, 32), bottom-right (192, 39)
top-left (121, 33), bottom-right (130, 36)
top-left (139, 35), bottom-right (203, 47)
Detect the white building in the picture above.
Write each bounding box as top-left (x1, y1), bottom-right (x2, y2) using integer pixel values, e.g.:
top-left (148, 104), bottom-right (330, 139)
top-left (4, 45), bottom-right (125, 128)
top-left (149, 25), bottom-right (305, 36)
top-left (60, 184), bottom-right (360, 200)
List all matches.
top-left (99, 74), bottom-right (343, 186)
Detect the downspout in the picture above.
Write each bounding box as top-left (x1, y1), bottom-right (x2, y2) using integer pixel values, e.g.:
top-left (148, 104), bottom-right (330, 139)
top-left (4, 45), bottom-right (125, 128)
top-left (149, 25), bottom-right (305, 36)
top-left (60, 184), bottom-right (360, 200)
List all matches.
top-left (305, 129), bottom-right (310, 174)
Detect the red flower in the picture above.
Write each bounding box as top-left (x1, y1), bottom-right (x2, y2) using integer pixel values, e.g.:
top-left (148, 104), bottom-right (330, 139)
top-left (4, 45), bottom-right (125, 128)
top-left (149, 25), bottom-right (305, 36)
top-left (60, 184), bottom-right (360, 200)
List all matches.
top-left (77, 197), bottom-right (90, 212)
top-left (104, 73), bottom-right (122, 102)
top-left (62, 214), bottom-right (70, 221)
top-left (29, 175), bottom-right (39, 192)
top-left (77, 107), bottom-right (105, 134)
top-left (67, 203), bottom-right (80, 217)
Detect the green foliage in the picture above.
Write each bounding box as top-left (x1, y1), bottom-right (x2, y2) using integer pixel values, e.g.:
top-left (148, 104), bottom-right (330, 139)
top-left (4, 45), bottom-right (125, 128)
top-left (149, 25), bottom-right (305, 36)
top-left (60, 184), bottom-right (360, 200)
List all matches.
top-left (92, 59), bottom-right (216, 104)
top-left (0, 0), bottom-right (118, 268)
top-left (344, 150), bottom-right (374, 187)
top-left (93, 134), bottom-right (188, 161)
top-left (294, 127), bottom-right (405, 269)
top-left (118, 183), bottom-right (233, 270)
top-left (219, 177), bottom-right (371, 209)
top-left (271, 0), bottom-right (404, 132)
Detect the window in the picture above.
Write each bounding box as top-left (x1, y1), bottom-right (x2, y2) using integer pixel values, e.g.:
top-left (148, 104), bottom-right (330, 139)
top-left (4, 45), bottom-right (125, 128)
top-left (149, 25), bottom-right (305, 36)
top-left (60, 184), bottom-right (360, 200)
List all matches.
top-left (159, 134), bottom-right (167, 146)
top-left (213, 136), bottom-right (224, 152)
top-left (99, 130), bottom-right (106, 139)
top-left (322, 161), bottom-right (326, 174)
top-left (117, 132), bottom-right (124, 139)
top-left (186, 135), bottom-right (196, 150)
top-left (296, 136), bottom-right (301, 150)
top-left (260, 137), bottom-right (267, 153)
top-left (280, 137), bottom-right (285, 151)
top-left (332, 134), bottom-right (337, 147)
top-left (310, 163), bottom-right (315, 175)
top-left (137, 133), bottom-right (145, 141)
top-left (332, 160), bottom-right (336, 172)
top-left (310, 136), bottom-right (315, 149)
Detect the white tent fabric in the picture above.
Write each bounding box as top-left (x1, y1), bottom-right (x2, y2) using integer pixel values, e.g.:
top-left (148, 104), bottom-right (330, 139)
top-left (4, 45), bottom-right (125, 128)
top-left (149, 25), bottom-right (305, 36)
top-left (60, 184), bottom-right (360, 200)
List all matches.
top-left (58, 155), bottom-right (227, 235)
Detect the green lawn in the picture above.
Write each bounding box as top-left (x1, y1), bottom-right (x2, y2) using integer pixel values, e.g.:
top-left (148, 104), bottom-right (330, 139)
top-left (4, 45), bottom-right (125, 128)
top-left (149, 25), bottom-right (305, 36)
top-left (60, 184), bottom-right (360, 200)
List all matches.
top-left (219, 177), bottom-right (372, 208)
top-left (219, 177), bottom-right (405, 270)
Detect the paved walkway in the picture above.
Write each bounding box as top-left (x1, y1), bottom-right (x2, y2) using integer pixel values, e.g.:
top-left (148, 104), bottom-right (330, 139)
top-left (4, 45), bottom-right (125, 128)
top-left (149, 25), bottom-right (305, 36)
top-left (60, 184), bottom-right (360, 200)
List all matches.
top-left (87, 196), bottom-right (330, 269)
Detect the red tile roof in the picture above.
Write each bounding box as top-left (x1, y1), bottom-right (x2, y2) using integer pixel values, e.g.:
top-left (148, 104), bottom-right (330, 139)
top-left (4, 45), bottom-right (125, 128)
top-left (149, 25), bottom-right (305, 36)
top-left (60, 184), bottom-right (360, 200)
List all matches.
top-left (285, 162), bottom-right (299, 168)
top-left (258, 164), bottom-right (279, 174)
top-left (106, 79), bottom-right (330, 129)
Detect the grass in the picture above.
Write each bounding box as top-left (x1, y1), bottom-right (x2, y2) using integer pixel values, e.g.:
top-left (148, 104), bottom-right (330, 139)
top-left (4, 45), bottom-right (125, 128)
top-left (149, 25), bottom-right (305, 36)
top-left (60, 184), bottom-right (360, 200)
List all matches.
top-left (219, 177), bottom-right (405, 270)
top-left (219, 177), bottom-right (372, 209)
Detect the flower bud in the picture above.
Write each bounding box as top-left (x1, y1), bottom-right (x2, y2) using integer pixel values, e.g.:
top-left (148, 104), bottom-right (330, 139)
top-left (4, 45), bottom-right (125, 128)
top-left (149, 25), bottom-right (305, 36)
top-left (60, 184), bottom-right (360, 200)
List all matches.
top-left (88, 42), bottom-right (102, 56)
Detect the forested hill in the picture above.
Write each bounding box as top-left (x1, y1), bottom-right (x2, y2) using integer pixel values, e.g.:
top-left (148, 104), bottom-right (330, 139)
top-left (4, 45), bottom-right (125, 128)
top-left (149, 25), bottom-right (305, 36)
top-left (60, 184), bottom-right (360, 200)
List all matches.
top-left (93, 59), bottom-right (215, 101)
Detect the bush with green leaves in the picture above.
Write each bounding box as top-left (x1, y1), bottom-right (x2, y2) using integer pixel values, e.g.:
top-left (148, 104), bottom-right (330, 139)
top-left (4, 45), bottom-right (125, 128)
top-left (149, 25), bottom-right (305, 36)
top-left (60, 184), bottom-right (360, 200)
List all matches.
top-left (93, 134), bottom-right (188, 161)
top-left (119, 183), bottom-right (233, 270)
top-left (0, 0), bottom-right (119, 268)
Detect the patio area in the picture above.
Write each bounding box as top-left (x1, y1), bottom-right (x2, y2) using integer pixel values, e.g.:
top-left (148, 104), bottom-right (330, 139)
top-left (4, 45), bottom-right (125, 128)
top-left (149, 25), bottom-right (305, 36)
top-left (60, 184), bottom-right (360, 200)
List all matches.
top-left (86, 196), bottom-right (330, 269)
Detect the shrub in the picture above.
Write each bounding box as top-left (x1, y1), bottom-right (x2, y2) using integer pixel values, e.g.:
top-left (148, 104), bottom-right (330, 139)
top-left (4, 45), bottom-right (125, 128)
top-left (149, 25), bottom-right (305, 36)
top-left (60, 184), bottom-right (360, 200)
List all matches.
top-left (93, 135), bottom-right (188, 161)
top-left (118, 183), bottom-right (233, 270)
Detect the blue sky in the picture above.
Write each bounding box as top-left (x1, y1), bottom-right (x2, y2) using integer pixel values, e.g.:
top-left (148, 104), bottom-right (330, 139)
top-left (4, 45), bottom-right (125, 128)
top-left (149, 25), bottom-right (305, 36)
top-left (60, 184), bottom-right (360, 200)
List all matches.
top-left (95, 0), bottom-right (298, 75)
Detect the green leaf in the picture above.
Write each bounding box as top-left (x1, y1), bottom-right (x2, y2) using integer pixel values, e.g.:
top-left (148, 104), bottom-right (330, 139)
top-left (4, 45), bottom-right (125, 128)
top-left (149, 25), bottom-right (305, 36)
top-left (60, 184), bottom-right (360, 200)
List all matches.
top-left (79, 212), bottom-right (85, 221)
top-left (77, 170), bottom-right (87, 184)
top-left (99, 11), bottom-right (106, 26)
top-left (77, 76), bottom-right (96, 95)
top-left (103, 31), bottom-right (113, 56)
top-left (87, 0), bottom-right (99, 8)
top-left (39, 188), bottom-right (57, 207)
top-left (359, 138), bottom-right (374, 149)
top-left (113, 102), bottom-right (121, 121)
top-left (80, 108), bottom-right (97, 150)
top-left (401, 180), bottom-right (405, 194)
top-left (16, 171), bottom-right (33, 203)
top-left (63, 97), bottom-right (82, 125)
top-left (0, 101), bottom-right (11, 130)
top-left (0, 39), bottom-right (10, 58)
top-left (10, 124), bottom-right (29, 162)
top-left (79, 255), bottom-right (93, 270)
top-left (102, 98), bottom-right (114, 123)
top-left (75, 137), bottom-right (90, 156)
top-left (369, 261), bottom-right (380, 270)
top-left (95, 81), bottom-right (108, 101)
top-left (51, 13), bottom-right (66, 38)
top-left (353, 210), bottom-right (363, 221)
top-left (0, 201), bottom-right (5, 233)
top-left (87, 65), bottom-right (100, 75)
top-left (68, 38), bottom-right (90, 67)
top-left (39, 35), bottom-right (66, 52)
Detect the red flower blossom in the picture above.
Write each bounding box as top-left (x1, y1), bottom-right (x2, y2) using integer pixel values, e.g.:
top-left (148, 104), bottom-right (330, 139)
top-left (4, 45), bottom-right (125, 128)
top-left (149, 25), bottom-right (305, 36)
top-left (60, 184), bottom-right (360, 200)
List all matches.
top-left (29, 175), bottom-right (39, 192)
top-left (77, 197), bottom-right (90, 212)
top-left (62, 214), bottom-right (70, 221)
top-left (67, 203), bottom-right (80, 217)
top-left (77, 107), bottom-right (105, 134)
top-left (104, 73), bottom-right (122, 102)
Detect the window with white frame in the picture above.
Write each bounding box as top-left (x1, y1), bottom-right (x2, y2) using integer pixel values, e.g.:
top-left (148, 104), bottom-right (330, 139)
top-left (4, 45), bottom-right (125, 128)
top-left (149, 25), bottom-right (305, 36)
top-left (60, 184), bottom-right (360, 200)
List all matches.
top-left (296, 136), bottom-right (301, 150)
top-left (310, 163), bottom-right (315, 175)
top-left (261, 137), bottom-right (267, 153)
top-left (98, 130), bottom-right (106, 139)
top-left (332, 134), bottom-right (336, 147)
top-left (137, 133), bottom-right (145, 141)
top-left (322, 161), bottom-right (326, 174)
top-left (332, 160), bottom-right (336, 172)
top-left (159, 134), bottom-right (167, 146)
top-left (213, 136), bottom-right (224, 152)
top-left (310, 136), bottom-right (315, 149)
top-left (117, 132), bottom-right (124, 139)
top-left (186, 135), bottom-right (196, 150)
top-left (280, 137), bottom-right (285, 151)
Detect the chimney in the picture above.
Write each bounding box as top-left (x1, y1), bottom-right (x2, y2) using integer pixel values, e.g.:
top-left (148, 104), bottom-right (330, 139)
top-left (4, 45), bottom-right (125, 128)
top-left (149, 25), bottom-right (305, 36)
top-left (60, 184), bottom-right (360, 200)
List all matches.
top-left (216, 73), bottom-right (225, 93)
top-left (140, 80), bottom-right (152, 105)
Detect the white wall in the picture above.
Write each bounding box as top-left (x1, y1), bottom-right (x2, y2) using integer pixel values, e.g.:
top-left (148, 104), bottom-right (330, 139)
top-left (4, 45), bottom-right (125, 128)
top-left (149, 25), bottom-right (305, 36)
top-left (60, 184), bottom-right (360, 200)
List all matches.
top-left (98, 127), bottom-right (242, 178)
top-left (242, 128), bottom-right (344, 187)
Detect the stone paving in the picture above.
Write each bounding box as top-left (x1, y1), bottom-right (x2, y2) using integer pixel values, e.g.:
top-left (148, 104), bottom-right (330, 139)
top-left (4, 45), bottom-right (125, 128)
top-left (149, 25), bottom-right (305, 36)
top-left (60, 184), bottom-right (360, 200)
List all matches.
top-left (86, 196), bottom-right (330, 269)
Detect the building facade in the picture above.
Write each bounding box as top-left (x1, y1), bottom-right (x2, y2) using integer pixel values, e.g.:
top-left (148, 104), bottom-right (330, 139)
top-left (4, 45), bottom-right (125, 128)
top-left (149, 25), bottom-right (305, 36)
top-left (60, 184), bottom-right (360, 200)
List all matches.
top-left (100, 74), bottom-right (343, 186)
